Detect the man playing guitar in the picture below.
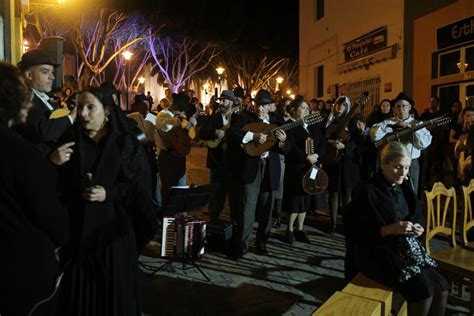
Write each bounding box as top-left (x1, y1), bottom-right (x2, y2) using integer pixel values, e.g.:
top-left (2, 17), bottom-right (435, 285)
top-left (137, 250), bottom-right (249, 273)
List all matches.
top-left (199, 90), bottom-right (240, 222)
top-left (227, 89), bottom-right (290, 259)
top-left (370, 92), bottom-right (432, 194)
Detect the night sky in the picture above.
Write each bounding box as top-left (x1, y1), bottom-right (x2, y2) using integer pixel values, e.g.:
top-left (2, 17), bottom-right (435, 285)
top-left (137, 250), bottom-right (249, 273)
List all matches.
top-left (107, 0), bottom-right (299, 58)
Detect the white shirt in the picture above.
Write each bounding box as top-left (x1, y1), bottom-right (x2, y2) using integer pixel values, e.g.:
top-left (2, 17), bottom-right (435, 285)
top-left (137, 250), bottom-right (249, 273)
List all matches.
top-left (221, 113), bottom-right (229, 127)
top-left (370, 115), bottom-right (432, 159)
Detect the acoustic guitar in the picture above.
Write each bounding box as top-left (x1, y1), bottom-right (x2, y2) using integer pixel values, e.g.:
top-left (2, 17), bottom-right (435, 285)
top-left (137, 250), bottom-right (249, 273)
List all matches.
top-left (374, 114), bottom-right (451, 148)
top-left (157, 110), bottom-right (194, 158)
top-left (302, 137), bottom-right (328, 194)
top-left (181, 108), bottom-right (202, 140)
top-left (161, 127), bottom-right (191, 158)
top-left (206, 106), bottom-right (243, 149)
top-left (242, 113), bottom-right (323, 157)
top-left (324, 92), bottom-right (370, 165)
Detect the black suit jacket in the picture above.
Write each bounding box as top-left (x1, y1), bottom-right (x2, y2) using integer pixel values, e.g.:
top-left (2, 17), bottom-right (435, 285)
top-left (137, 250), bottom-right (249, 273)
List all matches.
top-left (228, 110), bottom-right (290, 191)
top-left (0, 124), bottom-right (69, 314)
top-left (24, 95), bottom-right (72, 156)
top-left (199, 113), bottom-right (227, 169)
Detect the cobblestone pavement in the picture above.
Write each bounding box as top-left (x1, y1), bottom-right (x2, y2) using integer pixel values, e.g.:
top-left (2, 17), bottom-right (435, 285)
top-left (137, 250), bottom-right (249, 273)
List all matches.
top-left (139, 145), bottom-right (470, 316)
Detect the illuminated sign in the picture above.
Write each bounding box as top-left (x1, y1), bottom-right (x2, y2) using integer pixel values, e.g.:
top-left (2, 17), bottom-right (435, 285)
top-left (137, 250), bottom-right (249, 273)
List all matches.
top-left (343, 27), bottom-right (387, 62)
top-left (437, 16), bottom-right (474, 50)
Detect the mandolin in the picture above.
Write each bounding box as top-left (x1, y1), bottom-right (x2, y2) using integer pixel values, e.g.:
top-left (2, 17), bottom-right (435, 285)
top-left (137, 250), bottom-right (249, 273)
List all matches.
top-left (374, 114), bottom-right (451, 148)
top-left (302, 137), bottom-right (328, 194)
top-left (242, 113), bottom-right (323, 157)
top-left (324, 92), bottom-right (370, 165)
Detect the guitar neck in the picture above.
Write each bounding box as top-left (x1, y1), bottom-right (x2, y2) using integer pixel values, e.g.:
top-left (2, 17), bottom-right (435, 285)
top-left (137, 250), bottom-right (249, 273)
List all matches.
top-left (268, 114), bottom-right (322, 134)
top-left (270, 119), bottom-right (304, 133)
top-left (185, 109), bottom-right (202, 129)
top-left (332, 101), bottom-right (363, 136)
top-left (376, 116), bottom-right (447, 147)
top-left (393, 120), bottom-right (430, 138)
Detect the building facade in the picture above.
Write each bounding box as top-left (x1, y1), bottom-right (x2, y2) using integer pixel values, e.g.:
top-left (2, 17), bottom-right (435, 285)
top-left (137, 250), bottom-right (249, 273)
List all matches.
top-left (300, 0), bottom-right (405, 116)
top-left (413, 0), bottom-right (474, 111)
top-left (300, 0), bottom-right (465, 114)
top-left (0, 0), bottom-right (24, 64)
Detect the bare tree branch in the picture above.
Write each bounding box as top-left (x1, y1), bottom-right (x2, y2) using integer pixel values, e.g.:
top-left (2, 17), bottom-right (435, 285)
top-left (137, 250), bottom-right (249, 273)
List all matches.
top-left (148, 35), bottom-right (222, 93)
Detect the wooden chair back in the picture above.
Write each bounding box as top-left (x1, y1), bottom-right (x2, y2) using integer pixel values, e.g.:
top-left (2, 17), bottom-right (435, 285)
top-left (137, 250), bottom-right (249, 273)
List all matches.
top-left (424, 182), bottom-right (457, 255)
top-left (462, 179), bottom-right (474, 246)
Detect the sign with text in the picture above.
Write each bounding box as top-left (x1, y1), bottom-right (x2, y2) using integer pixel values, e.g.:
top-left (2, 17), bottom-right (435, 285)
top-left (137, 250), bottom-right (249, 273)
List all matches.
top-left (437, 16), bottom-right (474, 50)
top-left (343, 27), bottom-right (387, 62)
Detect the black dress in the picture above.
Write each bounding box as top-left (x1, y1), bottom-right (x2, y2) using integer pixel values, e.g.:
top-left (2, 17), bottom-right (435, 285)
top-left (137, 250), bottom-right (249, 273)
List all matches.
top-left (344, 172), bottom-right (449, 303)
top-left (56, 126), bottom-right (158, 316)
top-left (283, 124), bottom-right (326, 213)
top-left (322, 117), bottom-right (359, 193)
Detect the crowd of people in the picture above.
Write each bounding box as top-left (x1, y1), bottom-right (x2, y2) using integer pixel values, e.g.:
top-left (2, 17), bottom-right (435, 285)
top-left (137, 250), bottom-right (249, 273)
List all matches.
top-left (1, 47), bottom-right (473, 315)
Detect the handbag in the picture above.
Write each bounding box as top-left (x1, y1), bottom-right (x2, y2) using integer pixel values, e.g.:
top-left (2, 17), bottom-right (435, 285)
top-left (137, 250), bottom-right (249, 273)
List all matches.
top-left (397, 236), bottom-right (437, 283)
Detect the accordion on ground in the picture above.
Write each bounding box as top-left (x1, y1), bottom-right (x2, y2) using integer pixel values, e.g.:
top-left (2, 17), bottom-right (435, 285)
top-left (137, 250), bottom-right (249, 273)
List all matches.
top-left (161, 216), bottom-right (206, 259)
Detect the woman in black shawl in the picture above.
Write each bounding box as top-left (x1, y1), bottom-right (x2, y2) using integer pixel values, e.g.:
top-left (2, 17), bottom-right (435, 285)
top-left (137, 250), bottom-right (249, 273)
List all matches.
top-left (344, 142), bottom-right (448, 316)
top-left (0, 63), bottom-right (69, 316)
top-left (51, 86), bottom-right (158, 316)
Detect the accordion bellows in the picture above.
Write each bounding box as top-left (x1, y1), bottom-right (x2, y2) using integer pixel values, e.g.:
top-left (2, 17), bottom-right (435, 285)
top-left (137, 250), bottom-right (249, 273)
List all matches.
top-left (161, 216), bottom-right (206, 258)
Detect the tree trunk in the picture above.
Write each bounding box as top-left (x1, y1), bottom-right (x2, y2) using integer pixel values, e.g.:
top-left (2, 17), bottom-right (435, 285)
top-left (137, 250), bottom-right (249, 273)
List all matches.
top-left (78, 68), bottom-right (94, 90)
top-left (170, 84), bottom-right (180, 94)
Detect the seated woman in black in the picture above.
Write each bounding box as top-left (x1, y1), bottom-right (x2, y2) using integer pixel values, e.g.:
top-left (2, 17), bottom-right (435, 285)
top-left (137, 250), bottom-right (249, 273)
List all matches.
top-left (345, 141), bottom-right (449, 316)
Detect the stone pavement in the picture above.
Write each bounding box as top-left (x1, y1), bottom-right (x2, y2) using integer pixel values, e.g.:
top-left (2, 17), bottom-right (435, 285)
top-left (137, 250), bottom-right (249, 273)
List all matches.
top-left (139, 145), bottom-right (470, 316)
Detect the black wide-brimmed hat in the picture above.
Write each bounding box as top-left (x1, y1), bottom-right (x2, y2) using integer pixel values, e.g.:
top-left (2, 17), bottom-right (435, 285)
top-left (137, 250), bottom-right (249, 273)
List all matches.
top-left (255, 89), bottom-right (274, 105)
top-left (133, 94), bottom-right (149, 105)
top-left (233, 86), bottom-right (245, 99)
top-left (391, 92), bottom-right (414, 107)
top-left (18, 49), bottom-right (59, 71)
top-left (218, 90), bottom-right (236, 102)
top-left (172, 92), bottom-right (190, 111)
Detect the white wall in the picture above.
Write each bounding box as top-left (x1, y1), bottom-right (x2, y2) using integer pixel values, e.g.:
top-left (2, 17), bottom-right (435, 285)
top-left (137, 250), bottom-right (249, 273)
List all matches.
top-left (300, 0), bottom-right (404, 101)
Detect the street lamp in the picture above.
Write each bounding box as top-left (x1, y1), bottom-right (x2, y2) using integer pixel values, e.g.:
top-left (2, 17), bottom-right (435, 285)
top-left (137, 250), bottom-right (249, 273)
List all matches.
top-left (122, 50), bottom-right (133, 111)
top-left (22, 40), bottom-right (30, 53)
top-left (276, 76), bottom-right (284, 91)
top-left (216, 66), bottom-right (225, 95)
top-left (138, 77), bottom-right (145, 84)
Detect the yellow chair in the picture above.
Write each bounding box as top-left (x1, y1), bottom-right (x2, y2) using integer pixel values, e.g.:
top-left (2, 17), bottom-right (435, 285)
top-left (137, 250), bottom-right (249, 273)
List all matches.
top-left (462, 179), bottom-right (474, 250)
top-left (424, 182), bottom-right (474, 314)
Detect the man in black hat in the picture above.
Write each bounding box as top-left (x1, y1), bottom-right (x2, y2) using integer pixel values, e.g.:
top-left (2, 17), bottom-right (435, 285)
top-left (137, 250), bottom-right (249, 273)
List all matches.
top-left (227, 89), bottom-right (290, 259)
top-left (199, 90), bottom-right (240, 223)
top-left (18, 48), bottom-right (76, 156)
top-left (233, 86), bottom-right (245, 107)
top-left (370, 92), bottom-right (432, 193)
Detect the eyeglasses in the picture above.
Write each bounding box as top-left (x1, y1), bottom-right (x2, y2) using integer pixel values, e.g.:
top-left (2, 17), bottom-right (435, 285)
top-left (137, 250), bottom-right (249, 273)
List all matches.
top-left (394, 103), bottom-right (410, 109)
